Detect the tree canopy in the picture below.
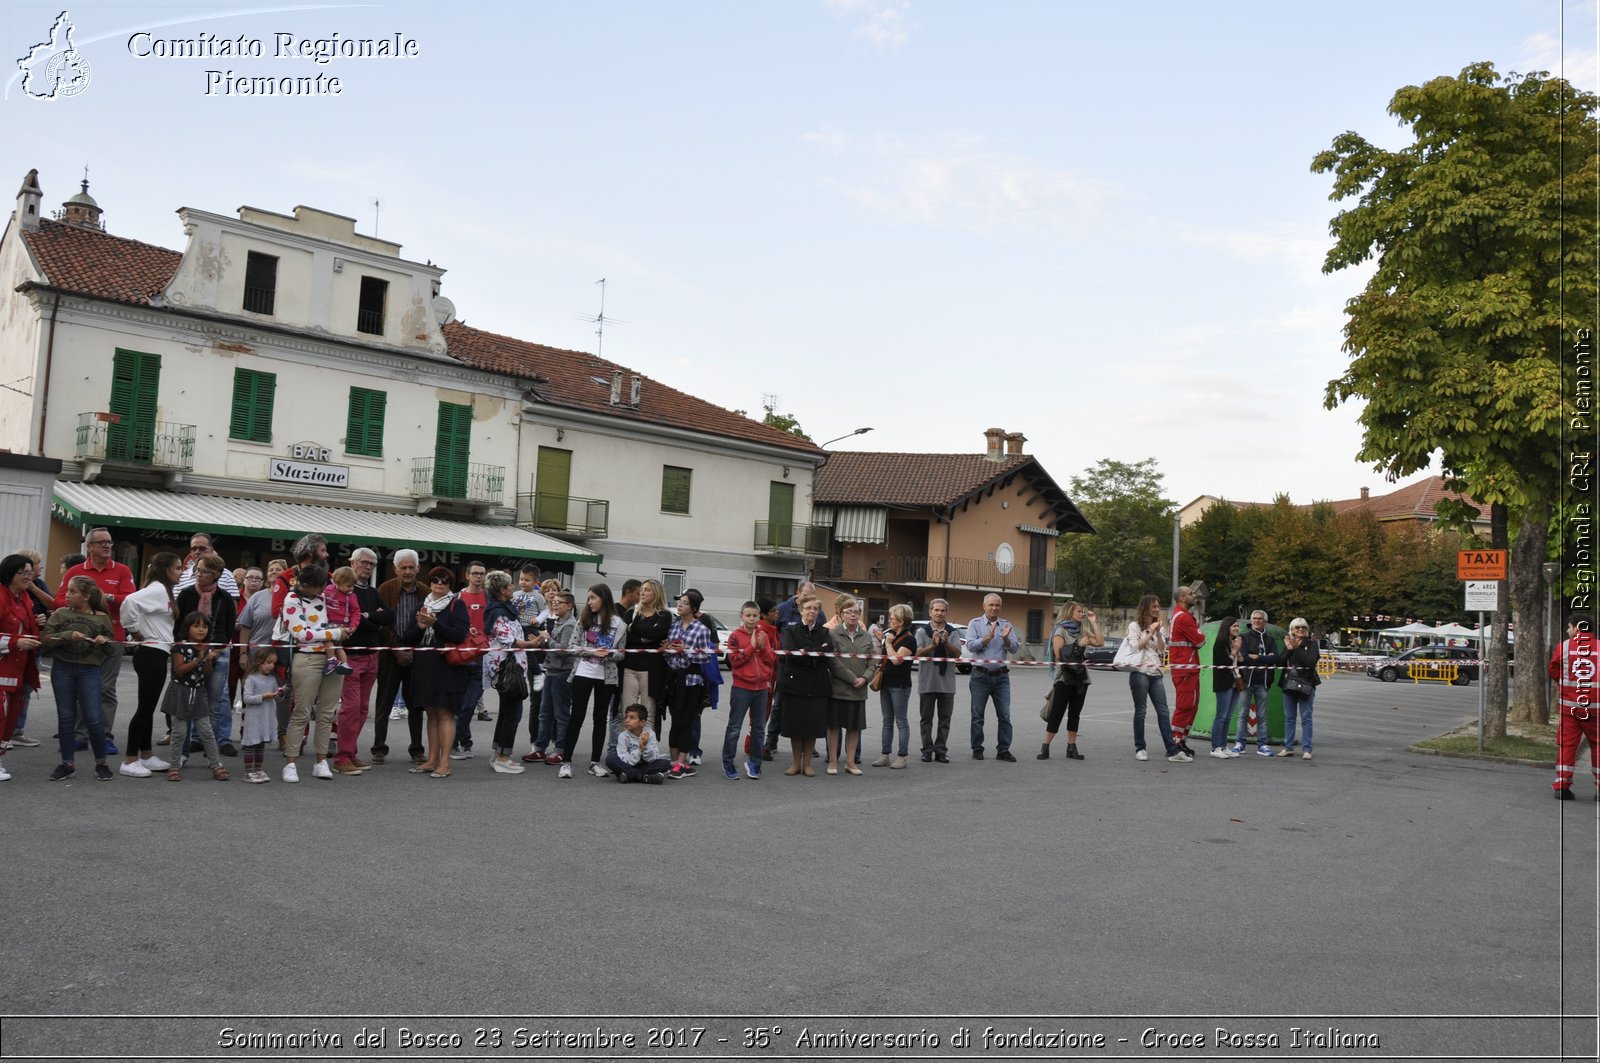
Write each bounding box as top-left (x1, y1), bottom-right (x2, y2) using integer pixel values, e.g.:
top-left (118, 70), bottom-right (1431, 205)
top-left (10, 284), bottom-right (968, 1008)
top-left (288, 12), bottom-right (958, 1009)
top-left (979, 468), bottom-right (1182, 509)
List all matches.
top-left (1055, 458), bottom-right (1174, 606)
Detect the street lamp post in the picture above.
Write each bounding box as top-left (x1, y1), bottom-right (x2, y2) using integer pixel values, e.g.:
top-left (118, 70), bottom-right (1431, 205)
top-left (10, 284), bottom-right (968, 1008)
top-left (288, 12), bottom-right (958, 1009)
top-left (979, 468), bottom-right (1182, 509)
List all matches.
top-left (820, 427), bottom-right (874, 448)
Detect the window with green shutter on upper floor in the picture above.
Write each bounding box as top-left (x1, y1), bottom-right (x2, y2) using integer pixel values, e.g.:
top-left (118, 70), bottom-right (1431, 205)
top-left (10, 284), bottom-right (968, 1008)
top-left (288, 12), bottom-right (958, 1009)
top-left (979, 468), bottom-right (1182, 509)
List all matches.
top-left (660, 465), bottom-right (692, 514)
top-left (229, 368), bottom-right (276, 443)
top-left (345, 386), bottom-right (387, 457)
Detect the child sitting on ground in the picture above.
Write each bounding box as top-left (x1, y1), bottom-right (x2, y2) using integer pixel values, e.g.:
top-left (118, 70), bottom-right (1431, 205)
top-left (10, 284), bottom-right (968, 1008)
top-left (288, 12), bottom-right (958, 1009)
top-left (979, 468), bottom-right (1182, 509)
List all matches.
top-left (606, 703), bottom-right (671, 784)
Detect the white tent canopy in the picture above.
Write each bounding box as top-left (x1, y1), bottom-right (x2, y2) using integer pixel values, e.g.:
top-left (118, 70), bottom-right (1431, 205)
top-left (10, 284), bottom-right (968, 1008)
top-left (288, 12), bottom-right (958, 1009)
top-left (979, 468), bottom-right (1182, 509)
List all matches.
top-left (1379, 622), bottom-right (1440, 636)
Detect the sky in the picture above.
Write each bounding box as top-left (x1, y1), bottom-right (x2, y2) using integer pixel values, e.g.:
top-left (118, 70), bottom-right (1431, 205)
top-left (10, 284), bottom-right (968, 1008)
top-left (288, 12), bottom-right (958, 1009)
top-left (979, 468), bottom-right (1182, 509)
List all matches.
top-left (4, 0), bottom-right (1596, 510)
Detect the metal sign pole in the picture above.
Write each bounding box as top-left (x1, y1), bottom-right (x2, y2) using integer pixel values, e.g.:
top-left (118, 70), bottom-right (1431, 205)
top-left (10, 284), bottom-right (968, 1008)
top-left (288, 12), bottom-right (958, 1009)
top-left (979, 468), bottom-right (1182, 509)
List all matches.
top-left (1477, 609), bottom-right (1485, 752)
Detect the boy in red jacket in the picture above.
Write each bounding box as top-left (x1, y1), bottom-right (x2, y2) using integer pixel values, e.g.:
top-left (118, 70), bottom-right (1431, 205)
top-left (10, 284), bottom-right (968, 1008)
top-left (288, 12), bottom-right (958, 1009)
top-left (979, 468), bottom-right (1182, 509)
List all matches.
top-left (723, 600), bottom-right (776, 780)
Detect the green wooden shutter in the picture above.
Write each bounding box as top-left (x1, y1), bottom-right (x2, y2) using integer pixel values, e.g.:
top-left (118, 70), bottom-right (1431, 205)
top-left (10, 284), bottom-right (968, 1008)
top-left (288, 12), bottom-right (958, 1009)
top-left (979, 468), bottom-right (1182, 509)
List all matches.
top-left (229, 369), bottom-right (276, 442)
top-left (661, 466), bottom-right (692, 514)
top-left (108, 349), bottom-right (160, 462)
top-left (534, 446), bottom-right (572, 528)
top-left (346, 387), bottom-right (386, 457)
top-left (768, 481), bottom-right (795, 548)
top-left (433, 401), bottom-right (472, 497)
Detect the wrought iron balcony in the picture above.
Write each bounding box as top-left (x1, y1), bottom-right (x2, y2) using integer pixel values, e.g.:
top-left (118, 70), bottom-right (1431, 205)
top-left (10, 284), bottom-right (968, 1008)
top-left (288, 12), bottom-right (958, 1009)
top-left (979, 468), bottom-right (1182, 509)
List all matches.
top-left (516, 492), bottom-right (610, 539)
top-left (75, 411), bottom-right (195, 471)
top-left (410, 457), bottom-right (504, 504)
top-left (817, 553), bottom-right (1056, 593)
top-left (753, 521), bottom-right (830, 557)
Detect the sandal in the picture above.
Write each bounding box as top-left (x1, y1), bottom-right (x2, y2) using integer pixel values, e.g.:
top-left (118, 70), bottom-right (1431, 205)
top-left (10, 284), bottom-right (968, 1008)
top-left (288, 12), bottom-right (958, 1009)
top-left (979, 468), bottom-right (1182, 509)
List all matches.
top-left (429, 770), bottom-right (451, 779)
top-left (211, 765), bottom-right (230, 781)
top-left (166, 768), bottom-right (181, 781)
top-left (407, 765), bottom-right (431, 774)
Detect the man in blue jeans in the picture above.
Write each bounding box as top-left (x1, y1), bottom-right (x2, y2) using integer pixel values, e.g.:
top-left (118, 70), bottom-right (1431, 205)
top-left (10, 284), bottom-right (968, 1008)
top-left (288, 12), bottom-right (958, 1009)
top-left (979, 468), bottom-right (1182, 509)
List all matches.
top-left (966, 593), bottom-right (1019, 762)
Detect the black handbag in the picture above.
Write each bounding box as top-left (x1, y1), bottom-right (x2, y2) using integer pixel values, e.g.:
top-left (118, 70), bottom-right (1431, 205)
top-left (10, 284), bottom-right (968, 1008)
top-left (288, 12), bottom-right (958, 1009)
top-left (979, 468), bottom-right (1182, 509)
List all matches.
top-left (1280, 671), bottom-right (1314, 697)
top-left (494, 657), bottom-right (529, 700)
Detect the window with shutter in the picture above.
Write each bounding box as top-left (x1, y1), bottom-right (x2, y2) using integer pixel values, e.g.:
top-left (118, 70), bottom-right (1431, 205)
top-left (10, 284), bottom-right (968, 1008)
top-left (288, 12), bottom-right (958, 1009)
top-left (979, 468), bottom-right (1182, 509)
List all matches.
top-left (229, 369), bottom-right (276, 443)
top-left (345, 387), bottom-right (386, 456)
top-left (433, 401), bottom-right (472, 497)
top-left (108, 349), bottom-right (160, 462)
top-left (661, 466), bottom-right (692, 514)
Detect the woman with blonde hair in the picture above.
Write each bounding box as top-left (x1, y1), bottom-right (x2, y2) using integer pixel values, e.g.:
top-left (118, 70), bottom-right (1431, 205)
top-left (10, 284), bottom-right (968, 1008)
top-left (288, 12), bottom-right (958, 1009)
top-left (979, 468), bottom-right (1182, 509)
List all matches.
top-left (777, 594), bottom-right (830, 776)
top-left (1040, 600), bottom-right (1103, 761)
top-left (622, 577), bottom-right (671, 735)
top-left (825, 594), bottom-right (876, 776)
top-left (873, 603), bottom-right (917, 769)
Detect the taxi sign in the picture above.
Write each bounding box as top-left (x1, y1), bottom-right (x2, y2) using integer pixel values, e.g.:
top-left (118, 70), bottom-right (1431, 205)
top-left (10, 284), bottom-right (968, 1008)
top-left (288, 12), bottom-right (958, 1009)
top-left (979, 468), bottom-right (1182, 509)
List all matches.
top-left (1457, 549), bottom-right (1506, 580)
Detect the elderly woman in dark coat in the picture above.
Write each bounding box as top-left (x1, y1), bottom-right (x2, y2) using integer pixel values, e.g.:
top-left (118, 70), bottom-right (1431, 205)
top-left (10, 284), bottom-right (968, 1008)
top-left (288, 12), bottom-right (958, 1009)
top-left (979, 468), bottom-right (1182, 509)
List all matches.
top-left (408, 566), bottom-right (471, 778)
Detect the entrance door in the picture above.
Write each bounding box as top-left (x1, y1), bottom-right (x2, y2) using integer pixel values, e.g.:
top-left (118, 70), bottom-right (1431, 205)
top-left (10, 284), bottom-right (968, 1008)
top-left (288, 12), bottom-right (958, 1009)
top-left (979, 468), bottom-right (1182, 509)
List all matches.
top-left (535, 446), bottom-right (572, 529)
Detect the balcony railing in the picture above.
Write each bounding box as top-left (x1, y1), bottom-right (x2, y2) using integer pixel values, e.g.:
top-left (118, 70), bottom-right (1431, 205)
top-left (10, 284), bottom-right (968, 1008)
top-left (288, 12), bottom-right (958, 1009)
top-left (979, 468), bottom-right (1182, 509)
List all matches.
top-left (75, 411), bottom-right (195, 470)
top-left (242, 284), bottom-right (275, 315)
top-left (817, 553), bottom-right (1056, 593)
top-left (754, 521), bottom-right (830, 557)
top-left (516, 492), bottom-right (610, 538)
top-left (356, 308), bottom-right (384, 335)
top-left (411, 457), bottom-right (504, 504)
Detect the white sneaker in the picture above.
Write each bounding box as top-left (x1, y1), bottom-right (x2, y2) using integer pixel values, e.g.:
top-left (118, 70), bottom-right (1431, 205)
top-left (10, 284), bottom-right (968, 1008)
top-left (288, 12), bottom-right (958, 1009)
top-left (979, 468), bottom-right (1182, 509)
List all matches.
top-left (490, 759), bottom-right (525, 775)
top-left (558, 762), bottom-right (573, 779)
top-left (10, 733), bottom-right (39, 747)
top-left (1209, 748), bottom-right (1230, 760)
top-left (282, 762), bottom-right (300, 783)
top-left (587, 762), bottom-right (609, 778)
top-left (119, 761), bottom-right (152, 778)
top-left (1229, 743), bottom-right (1245, 754)
top-left (1302, 751), bottom-right (1314, 760)
top-left (449, 746), bottom-right (472, 760)
top-left (312, 759), bottom-right (334, 780)
top-left (1134, 749), bottom-right (1149, 761)
top-left (688, 753), bottom-right (703, 766)
top-left (140, 756), bottom-right (170, 771)
top-left (1168, 750), bottom-right (1194, 763)
top-left (1224, 748), bottom-right (1240, 758)
top-left (389, 708), bottom-right (406, 720)
top-left (0, 761), bottom-right (10, 781)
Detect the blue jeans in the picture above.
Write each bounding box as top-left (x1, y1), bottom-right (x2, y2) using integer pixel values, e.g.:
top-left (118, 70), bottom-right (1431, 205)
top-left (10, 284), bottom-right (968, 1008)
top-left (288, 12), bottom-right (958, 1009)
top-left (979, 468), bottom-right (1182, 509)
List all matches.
top-left (879, 685), bottom-right (910, 756)
top-left (1282, 688), bottom-right (1314, 752)
top-left (1238, 684), bottom-right (1270, 747)
top-left (52, 661), bottom-right (107, 762)
top-left (15, 685), bottom-right (30, 734)
top-left (1129, 671), bottom-right (1178, 755)
top-left (455, 661), bottom-right (484, 750)
top-left (968, 670), bottom-right (1012, 754)
top-left (536, 672), bottom-right (572, 751)
top-left (723, 686), bottom-right (768, 771)
top-left (1212, 686), bottom-right (1241, 750)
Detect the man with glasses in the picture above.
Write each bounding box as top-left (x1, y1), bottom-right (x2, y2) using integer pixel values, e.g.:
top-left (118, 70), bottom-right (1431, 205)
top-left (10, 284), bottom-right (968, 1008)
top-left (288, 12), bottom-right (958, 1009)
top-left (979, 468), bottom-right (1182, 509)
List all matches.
top-left (174, 532), bottom-right (241, 599)
top-left (1231, 610), bottom-right (1277, 756)
top-left (54, 528), bottom-right (138, 747)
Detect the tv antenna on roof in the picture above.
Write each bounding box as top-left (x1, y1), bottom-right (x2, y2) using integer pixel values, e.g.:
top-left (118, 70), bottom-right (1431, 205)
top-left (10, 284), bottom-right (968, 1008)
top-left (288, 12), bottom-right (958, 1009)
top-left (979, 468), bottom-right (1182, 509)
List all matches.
top-left (575, 277), bottom-right (627, 360)
top-left (371, 197), bottom-right (381, 237)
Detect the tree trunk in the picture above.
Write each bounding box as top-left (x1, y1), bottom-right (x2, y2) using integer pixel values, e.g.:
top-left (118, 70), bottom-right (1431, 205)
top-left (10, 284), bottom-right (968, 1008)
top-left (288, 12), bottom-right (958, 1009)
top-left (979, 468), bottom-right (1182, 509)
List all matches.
top-left (1485, 503), bottom-right (1509, 740)
top-left (1508, 503), bottom-right (1550, 726)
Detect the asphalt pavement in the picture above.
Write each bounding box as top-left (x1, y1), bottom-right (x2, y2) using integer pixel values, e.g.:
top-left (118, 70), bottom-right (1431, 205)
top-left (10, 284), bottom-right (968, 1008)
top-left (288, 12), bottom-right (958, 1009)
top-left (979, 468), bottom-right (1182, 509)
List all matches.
top-left (2, 663), bottom-right (1594, 1062)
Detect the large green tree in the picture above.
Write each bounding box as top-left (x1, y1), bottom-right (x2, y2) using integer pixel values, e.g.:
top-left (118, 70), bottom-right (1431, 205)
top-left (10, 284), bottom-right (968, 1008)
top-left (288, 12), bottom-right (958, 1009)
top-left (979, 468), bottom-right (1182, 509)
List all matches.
top-left (1056, 458), bottom-right (1174, 607)
top-left (1314, 63), bottom-right (1599, 733)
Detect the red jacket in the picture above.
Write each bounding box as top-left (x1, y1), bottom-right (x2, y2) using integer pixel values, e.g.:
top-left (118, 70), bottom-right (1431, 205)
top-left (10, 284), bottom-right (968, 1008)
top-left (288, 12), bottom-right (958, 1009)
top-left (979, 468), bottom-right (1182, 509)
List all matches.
top-left (0, 585), bottom-right (41, 693)
top-left (1549, 632), bottom-right (1599, 719)
top-left (726, 624), bottom-right (777, 691)
top-left (53, 558), bottom-right (138, 639)
top-left (1168, 604), bottom-right (1205, 679)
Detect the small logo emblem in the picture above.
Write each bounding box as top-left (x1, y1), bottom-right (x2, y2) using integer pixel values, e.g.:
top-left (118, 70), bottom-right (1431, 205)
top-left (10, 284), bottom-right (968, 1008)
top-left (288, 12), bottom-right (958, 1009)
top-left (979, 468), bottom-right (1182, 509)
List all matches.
top-left (17, 10), bottom-right (91, 100)
top-left (1574, 657), bottom-right (1596, 684)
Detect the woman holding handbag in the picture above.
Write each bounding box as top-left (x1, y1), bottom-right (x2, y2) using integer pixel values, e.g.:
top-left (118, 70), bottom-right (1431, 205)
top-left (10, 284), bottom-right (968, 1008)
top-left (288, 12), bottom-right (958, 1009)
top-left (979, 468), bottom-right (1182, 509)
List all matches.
top-left (1276, 618), bottom-right (1320, 760)
top-left (1208, 617), bottom-right (1244, 759)
top-left (1039, 600), bottom-right (1103, 761)
top-left (485, 571), bottom-right (539, 775)
top-left (1125, 594), bottom-right (1187, 763)
top-left (408, 567), bottom-right (471, 778)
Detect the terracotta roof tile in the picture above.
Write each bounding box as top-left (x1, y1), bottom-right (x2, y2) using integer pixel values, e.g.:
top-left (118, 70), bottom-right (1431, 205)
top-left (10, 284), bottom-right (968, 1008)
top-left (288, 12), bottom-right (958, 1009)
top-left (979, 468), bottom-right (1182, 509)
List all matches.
top-left (1325, 476), bottom-right (1486, 522)
top-left (815, 451), bottom-right (1094, 532)
top-left (441, 320), bottom-right (823, 455)
top-left (20, 220), bottom-right (181, 305)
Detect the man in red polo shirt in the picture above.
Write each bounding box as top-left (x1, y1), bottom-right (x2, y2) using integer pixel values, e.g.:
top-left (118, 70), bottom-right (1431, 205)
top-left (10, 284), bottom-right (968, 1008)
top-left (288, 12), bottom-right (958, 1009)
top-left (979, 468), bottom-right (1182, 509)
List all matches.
top-left (54, 527), bottom-right (138, 745)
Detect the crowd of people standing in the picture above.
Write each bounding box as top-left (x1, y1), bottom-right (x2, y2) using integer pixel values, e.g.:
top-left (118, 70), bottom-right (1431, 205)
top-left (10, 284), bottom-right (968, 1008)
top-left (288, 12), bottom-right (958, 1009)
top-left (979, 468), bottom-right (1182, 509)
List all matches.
top-left (0, 535), bottom-right (1343, 788)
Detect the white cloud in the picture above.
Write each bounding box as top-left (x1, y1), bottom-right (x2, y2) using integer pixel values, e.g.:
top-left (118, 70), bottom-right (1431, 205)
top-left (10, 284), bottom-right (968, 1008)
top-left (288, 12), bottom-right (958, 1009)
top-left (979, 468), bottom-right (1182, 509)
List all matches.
top-left (802, 126), bottom-right (1115, 237)
top-left (1171, 222), bottom-right (1329, 277)
top-left (1519, 24), bottom-right (1599, 93)
top-left (824, 0), bottom-right (911, 51)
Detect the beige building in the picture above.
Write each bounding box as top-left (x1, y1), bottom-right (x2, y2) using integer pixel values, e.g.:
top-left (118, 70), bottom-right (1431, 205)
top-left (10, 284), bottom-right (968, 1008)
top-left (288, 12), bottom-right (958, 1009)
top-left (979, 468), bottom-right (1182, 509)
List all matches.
top-left (811, 428), bottom-right (1092, 652)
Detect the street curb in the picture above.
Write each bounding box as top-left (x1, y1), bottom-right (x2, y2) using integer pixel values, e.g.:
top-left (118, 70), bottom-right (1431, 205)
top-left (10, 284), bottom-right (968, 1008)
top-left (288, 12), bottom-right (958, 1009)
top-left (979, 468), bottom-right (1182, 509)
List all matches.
top-left (1407, 744), bottom-right (1553, 770)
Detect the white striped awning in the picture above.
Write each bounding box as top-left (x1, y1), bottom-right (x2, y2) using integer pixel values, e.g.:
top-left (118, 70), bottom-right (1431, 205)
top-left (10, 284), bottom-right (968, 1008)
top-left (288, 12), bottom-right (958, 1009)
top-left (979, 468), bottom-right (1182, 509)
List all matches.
top-left (1017, 524), bottom-right (1059, 537)
top-left (51, 482), bottom-right (599, 563)
top-left (832, 505), bottom-right (887, 544)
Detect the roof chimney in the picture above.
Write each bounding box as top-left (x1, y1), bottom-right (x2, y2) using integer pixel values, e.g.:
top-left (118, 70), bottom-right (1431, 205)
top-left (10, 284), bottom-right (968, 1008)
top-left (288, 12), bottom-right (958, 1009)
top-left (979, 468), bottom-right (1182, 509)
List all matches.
top-left (609, 370), bottom-right (623, 406)
top-left (629, 375), bottom-right (641, 408)
top-left (983, 427), bottom-right (1006, 462)
top-left (1360, 487), bottom-right (1370, 501)
top-left (17, 170), bottom-right (42, 232)
top-left (1004, 431), bottom-right (1026, 457)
